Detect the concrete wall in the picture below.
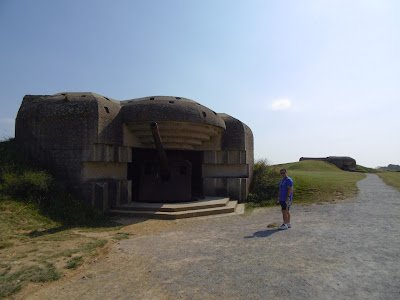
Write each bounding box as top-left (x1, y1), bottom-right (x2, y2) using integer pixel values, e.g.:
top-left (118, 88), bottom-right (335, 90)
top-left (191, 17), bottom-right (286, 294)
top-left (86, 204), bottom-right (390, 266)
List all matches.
top-left (201, 114), bottom-right (254, 202)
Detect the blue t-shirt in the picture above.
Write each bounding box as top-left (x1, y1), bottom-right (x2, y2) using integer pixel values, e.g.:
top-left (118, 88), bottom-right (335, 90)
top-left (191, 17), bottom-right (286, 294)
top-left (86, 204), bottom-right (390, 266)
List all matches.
top-left (279, 177), bottom-right (293, 202)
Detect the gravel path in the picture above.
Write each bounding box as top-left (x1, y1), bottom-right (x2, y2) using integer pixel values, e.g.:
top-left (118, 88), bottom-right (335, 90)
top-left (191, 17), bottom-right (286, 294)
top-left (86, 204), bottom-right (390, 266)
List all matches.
top-left (26, 174), bottom-right (400, 299)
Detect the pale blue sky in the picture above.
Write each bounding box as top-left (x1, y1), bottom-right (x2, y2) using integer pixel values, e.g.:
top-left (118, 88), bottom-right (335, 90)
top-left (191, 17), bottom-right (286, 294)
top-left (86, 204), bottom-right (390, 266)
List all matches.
top-left (1, 0), bottom-right (399, 168)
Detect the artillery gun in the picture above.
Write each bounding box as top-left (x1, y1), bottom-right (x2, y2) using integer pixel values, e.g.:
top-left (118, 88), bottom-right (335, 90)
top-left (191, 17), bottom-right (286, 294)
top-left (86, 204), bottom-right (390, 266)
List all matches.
top-left (138, 122), bottom-right (192, 202)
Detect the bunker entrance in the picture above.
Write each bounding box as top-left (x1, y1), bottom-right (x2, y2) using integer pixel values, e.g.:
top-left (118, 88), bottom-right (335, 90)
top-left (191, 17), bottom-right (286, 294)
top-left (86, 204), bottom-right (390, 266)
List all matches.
top-left (128, 148), bottom-right (203, 203)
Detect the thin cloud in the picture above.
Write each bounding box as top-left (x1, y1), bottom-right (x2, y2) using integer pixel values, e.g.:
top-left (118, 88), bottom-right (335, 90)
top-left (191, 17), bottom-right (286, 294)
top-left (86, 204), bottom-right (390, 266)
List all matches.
top-left (270, 99), bottom-right (292, 111)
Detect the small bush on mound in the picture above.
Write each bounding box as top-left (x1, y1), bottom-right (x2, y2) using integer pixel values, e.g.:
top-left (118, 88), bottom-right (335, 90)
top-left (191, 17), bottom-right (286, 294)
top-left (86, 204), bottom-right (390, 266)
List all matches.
top-left (247, 159), bottom-right (281, 206)
top-left (0, 138), bottom-right (108, 226)
top-left (1, 170), bottom-right (105, 226)
top-left (2, 171), bottom-right (52, 205)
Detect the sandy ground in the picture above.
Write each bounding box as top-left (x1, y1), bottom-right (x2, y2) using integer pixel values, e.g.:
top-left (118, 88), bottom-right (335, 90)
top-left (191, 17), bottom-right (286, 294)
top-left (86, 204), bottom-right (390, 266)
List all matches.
top-left (18, 174), bottom-right (400, 299)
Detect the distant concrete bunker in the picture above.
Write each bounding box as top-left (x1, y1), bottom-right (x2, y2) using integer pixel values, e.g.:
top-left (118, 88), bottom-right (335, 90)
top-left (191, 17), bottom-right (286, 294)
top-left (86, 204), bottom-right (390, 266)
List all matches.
top-left (299, 156), bottom-right (356, 171)
top-left (16, 93), bottom-right (254, 211)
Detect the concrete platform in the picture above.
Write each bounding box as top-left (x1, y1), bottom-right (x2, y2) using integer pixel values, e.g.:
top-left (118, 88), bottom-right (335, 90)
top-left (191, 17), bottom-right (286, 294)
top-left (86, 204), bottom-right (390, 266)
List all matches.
top-left (108, 197), bottom-right (244, 219)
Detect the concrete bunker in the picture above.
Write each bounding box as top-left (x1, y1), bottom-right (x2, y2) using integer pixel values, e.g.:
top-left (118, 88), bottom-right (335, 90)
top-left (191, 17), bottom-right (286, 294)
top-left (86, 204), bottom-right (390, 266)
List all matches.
top-left (299, 156), bottom-right (357, 171)
top-left (15, 93), bottom-right (254, 212)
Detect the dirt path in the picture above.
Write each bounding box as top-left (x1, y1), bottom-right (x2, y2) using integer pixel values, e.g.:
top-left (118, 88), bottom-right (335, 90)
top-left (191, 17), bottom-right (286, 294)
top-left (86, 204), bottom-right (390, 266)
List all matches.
top-left (21, 174), bottom-right (400, 299)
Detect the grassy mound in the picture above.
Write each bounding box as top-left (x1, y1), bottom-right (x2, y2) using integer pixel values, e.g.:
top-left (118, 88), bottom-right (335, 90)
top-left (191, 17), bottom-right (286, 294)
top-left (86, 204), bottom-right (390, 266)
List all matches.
top-left (248, 160), bottom-right (366, 207)
top-left (280, 161), bottom-right (365, 203)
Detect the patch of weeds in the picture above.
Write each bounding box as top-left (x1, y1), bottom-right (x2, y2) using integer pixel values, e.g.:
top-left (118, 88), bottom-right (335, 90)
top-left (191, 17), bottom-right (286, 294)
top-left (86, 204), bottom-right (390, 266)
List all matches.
top-left (10, 264), bottom-right (59, 282)
top-left (64, 256), bottom-right (83, 270)
top-left (0, 242), bottom-right (13, 249)
top-left (0, 262), bottom-right (60, 298)
top-left (79, 239), bottom-right (107, 252)
top-left (51, 249), bottom-right (79, 259)
top-left (0, 264), bottom-right (11, 277)
top-left (0, 280), bottom-right (22, 299)
top-left (267, 223), bottom-right (280, 229)
top-left (112, 232), bottom-right (131, 240)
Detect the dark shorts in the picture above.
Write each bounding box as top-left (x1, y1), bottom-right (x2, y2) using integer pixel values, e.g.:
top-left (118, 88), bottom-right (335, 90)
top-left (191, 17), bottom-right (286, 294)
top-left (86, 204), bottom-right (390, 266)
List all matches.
top-left (280, 201), bottom-right (291, 211)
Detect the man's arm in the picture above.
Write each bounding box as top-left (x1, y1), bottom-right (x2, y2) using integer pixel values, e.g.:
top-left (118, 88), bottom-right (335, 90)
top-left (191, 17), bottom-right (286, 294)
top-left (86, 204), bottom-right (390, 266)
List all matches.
top-left (277, 185), bottom-right (281, 203)
top-left (287, 186), bottom-right (293, 200)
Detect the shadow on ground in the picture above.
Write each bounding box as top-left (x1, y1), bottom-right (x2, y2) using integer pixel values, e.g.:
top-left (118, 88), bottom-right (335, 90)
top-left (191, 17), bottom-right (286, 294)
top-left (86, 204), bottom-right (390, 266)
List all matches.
top-left (244, 229), bottom-right (280, 239)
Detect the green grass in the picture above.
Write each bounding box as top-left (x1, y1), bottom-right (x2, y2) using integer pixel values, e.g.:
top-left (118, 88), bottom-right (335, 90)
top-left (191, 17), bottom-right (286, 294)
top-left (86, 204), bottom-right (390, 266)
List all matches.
top-left (377, 171), bottom-right (400, 191)
top-left (279, 161), bottom-right (365, 203)
top-left (0, 199), bottom-right (60, 243)
top-left (64, 256), bottom-right (83, 270)
top-left (112, 232), bottom-right (132, 240)
top-left (248, 160), bottom-right (366, 208)
top-left (79, 239), bottom-right (108, 252)
top-left (0, 262), bottom-right (60, 298)
top-left (355, 165), bottom-right (380, 173)
top-left (0, 242), bottom-right (13, 249)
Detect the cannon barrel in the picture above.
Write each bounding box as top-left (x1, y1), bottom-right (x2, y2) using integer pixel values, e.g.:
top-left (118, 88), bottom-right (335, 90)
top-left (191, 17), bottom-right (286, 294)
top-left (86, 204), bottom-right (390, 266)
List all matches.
top-left (150, 122), bottom-right (170, 180)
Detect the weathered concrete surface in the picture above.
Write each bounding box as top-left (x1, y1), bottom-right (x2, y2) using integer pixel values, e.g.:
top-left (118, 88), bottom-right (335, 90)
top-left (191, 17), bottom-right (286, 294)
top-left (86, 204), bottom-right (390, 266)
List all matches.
top-left (16, 93), bottom-right (254, 208)
top-left (25, 174), bottom-right (400, 299)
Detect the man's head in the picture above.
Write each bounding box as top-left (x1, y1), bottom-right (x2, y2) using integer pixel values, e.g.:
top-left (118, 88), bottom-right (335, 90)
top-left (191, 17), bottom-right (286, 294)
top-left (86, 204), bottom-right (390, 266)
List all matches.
top-left (280, 168), bottom-right (287, 178)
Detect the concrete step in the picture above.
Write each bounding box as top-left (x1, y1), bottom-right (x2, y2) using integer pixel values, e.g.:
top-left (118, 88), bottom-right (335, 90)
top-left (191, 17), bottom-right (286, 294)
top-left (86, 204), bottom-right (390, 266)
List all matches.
top-left (113, 197), bottom-right (230, 212)
top-left (108, 200), bottom-right (239, 219)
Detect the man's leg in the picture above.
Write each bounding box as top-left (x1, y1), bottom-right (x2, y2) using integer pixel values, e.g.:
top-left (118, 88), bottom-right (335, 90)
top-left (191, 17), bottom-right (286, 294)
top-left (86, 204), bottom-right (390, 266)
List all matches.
top-left (279, 202), bottom-right (290, 230)
top-left (279, 210), bottom-right (289, 230)
top-left (282, 210), bottom-right (289, 224)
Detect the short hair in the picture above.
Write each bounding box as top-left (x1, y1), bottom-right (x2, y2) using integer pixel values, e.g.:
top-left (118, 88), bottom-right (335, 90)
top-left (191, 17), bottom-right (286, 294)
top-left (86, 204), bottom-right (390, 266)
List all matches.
top-left (280, 168), bottom-right (287, 173)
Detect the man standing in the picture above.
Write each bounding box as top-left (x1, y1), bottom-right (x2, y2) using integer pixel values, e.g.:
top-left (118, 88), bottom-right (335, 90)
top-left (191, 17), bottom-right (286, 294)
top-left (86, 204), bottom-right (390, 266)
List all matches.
top-left (277, 168), bottom-right (293, 230)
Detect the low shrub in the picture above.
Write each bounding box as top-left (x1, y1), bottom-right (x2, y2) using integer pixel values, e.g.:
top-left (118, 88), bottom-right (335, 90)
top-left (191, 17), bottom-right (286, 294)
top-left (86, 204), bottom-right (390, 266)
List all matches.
top-left (248, 159), bottom-right (281, 206)
top-left (2, 171), bottom-right (52, 205)
top-left (0, 138), bottom-right (108, 226)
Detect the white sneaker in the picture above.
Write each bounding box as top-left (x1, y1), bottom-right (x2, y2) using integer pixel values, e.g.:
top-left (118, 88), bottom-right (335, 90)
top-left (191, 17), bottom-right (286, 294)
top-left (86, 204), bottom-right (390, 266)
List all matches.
top-left (287, 223), bottom-right (291, 228)
top-left (278, 224), bottom-right (288, 230)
